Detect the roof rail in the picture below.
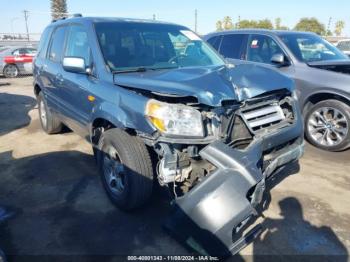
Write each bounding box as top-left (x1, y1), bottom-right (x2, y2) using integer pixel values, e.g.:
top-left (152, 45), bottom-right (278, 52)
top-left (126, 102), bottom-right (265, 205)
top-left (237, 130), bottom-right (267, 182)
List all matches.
top-left (52, 16), bottom-right (67, 23)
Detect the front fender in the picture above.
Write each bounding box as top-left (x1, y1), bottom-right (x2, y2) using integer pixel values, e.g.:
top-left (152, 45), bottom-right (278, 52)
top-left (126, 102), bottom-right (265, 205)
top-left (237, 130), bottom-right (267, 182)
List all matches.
top-left (89, 98), bottom-right (156, 137)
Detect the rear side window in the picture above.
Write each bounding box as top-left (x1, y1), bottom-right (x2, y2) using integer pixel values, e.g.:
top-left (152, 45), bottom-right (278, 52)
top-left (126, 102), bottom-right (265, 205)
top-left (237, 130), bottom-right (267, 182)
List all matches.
top-left (48, 26), bottom-right (67, 63)
top-left (207, 36), bottom-right (221, 50)
top-left (37, 27), bottom-right (52, 59)
top-left (220, 34), bottom-right (246, 59)
top-left (65, 25), bottom-right (91, 65)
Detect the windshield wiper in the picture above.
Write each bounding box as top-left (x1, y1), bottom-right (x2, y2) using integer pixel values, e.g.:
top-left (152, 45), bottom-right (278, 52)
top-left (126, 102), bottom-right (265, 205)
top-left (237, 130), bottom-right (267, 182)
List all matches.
top-left (113, 66), bottom-right (179, 74)
top-left (113, 67), bottom-right (148, 74)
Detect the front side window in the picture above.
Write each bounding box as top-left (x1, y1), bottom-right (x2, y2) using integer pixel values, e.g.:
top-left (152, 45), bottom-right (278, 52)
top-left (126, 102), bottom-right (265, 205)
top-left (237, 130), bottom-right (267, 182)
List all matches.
top-left (48, 26), bottom-right (67, 63)
top-left (94, 22), bottom-right (224, 72)
top-left (280, 33), bottom-right (348, 62)
top-left (247, 34), bottom-right (284, 64)
top-left (65, 25), bottom-right (91, 66)
top-left (220, 34), bottom-right (246, 59)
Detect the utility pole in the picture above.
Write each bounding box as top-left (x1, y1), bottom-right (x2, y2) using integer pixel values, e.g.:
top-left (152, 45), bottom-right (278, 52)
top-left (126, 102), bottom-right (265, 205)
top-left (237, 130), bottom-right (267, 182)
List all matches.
top-left (327, 17), bottom-right (332, 36)
top-left (194, 9), bottom-right (198, 33)
top-left (23, 10), bottom-right (30, 41)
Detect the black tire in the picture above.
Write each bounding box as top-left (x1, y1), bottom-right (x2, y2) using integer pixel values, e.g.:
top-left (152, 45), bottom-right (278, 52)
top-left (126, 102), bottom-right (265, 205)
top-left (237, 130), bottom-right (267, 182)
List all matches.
top-left (37, 92), bottom-right (63, 134)
top-left (3, 64), bottom-right (19, 78)
top-left (305, 99), bottom-right (350, 152)
top-left (96, 128), bottom-right (153, 210)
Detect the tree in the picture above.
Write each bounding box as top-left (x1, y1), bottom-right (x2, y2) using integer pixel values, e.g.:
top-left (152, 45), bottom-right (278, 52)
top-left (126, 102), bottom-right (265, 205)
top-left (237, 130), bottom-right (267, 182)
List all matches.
top-left (236, 19), bottom-right (258, 29)
top-left (275, 18), bottom-right (282, 29)
top-left (334, 20), bottom-right (345, 36)
top-left (222, 16), bottom-right (234, 30)
top-left (236, 19), bottom-right (273, 29)
top-left (294, 18), bottom-right (326, 35)
top-left (51, 0), bottom-right (68, 20)
top-left (275, 18), bottom-right (289, 30)
top-left (216, 21), bottom-right (223, 31)
top-left (256, 19), bottom-right (273, 29)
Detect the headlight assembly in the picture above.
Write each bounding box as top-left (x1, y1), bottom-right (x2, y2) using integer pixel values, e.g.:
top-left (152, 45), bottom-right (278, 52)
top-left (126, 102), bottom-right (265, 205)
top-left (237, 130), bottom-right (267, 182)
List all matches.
top-left (145, 99), bottom-right (204, 137)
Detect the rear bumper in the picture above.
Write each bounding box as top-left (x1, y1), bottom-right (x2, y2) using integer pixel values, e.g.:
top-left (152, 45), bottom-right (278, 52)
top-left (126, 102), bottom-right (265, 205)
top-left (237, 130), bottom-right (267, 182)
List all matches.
top-left (165, 131), bottom-right (304, 256)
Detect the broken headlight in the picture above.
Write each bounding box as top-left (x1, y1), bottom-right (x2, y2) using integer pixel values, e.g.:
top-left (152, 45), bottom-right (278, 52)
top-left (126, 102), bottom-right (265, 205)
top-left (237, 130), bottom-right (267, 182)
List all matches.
top-left (145, 99), bottom-right (204, 137)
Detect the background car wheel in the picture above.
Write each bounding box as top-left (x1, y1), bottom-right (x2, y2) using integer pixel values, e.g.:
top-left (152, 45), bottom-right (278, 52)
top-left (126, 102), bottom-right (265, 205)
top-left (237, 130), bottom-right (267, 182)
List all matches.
top-left (3, 64), bottom-right (19, 78)
top-left (96, 128), bottom-right (153, 210)
top-left (37, 92), bottom-right (63, 134)
top-left (305, 99), bottom-right (350, 152)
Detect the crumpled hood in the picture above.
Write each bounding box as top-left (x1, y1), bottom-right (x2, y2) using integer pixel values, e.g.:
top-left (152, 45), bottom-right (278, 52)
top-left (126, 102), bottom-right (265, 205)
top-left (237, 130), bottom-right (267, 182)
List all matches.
top-left (113, 64), bottom-right (293, 107)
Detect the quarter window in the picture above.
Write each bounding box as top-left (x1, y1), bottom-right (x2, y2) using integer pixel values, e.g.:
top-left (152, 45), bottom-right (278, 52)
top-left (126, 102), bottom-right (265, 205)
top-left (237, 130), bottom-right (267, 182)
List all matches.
top-left (247, 34), bottom-right (284, 64)
top-left (48, 26), bottom-right (67, 63)
top-left (207, 36), bottom-right (221, 50)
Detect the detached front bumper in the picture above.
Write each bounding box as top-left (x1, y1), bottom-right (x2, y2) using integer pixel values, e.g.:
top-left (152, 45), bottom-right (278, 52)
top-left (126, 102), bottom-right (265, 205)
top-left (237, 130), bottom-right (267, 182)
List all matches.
top-left (165, 136), bottom-right (304, 257)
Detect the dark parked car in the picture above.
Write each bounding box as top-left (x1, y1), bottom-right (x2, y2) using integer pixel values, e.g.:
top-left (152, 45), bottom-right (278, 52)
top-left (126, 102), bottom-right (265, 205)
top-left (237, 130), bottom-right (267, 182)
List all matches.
top-left (33, 16), bottom-right (304, 256)
top-left (0, 46), bottom-right (37, 77)
top-left (204, 30), bottom-right (350, 151)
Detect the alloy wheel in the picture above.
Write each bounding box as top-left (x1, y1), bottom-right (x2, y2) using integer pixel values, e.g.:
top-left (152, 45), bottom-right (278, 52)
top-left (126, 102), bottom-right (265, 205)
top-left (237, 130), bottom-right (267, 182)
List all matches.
top-left (307, 106), bottom-right (348, 147)
top-left (102, 146), bottom-right (125, 195)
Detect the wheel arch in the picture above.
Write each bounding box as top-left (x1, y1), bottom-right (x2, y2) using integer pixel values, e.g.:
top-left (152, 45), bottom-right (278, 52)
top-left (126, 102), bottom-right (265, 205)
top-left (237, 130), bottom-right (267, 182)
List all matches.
top-left (302, 92), bottom-right (350, 117)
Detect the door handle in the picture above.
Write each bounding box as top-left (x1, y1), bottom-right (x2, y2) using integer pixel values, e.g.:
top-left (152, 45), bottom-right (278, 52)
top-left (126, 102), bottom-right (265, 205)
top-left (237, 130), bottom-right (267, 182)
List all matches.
top-left (55, 73), bottom-right (64, 84)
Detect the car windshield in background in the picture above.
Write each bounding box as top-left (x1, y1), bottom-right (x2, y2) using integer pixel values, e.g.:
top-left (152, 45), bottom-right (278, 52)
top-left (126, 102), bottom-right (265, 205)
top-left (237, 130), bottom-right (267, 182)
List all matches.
top-left (337, 41), bottom-right (350, 51)
top-left (94, 22), bottom-right (224, 72)
top-left (279, 33), bottom-right (348, 62)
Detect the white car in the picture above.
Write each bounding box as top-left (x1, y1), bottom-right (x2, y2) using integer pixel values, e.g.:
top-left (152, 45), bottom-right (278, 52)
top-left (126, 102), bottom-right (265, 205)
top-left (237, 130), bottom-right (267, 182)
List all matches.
top-left (336, 39), bottom-right (350, 57)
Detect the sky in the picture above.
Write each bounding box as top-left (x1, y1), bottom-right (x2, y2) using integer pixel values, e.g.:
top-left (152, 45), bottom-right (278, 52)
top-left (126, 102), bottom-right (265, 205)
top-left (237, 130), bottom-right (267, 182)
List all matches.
top-left (0, 0), bottom-right (349, 38)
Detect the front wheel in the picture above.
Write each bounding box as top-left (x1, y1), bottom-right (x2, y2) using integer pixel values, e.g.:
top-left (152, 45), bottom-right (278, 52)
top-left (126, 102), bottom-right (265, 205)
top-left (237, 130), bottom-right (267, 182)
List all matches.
top-left (95, 128), bottom-right (153, 210)
top-left (305, 99), bottom-right (350, 151)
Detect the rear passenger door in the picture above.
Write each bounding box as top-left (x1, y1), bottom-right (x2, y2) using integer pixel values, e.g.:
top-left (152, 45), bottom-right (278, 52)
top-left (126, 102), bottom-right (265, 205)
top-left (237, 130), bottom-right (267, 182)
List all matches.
top-left (42, 25), bottom-right (67, 113)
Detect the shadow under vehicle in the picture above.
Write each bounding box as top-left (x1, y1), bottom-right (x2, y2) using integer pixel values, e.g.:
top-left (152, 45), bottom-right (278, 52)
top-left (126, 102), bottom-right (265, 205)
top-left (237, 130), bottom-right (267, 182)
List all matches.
top-left (33, 16), bottom-right (304, 257)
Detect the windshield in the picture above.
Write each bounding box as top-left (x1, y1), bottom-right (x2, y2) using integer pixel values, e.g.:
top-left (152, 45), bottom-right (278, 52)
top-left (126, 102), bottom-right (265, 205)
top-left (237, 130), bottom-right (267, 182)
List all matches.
top-left (337, 41), bottom-right (350, 52)
top-left (279, 33), bottom-right (348, 62)
top-left (94, 22), bottom-right (224, 72)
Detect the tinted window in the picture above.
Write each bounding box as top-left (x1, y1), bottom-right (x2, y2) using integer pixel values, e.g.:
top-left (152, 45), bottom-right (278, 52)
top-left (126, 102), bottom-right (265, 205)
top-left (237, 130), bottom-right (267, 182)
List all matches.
top-left (219, 34), bottom-right (245, 59)
top-left (48, 26), bottom-right (67, 62)
top-left (65, 25), bottom-right (91, 65)
top-left (207, 36), bottom-right (221, 50)
top-left (247, 34), bottom-right (284, 64)
top-left (38, 27), bottom-right (52, 59)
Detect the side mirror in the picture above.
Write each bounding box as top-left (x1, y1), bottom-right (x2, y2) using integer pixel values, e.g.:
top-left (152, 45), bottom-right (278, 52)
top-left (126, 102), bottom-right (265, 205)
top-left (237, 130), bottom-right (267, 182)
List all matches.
top-left (63, 57), bottom-right (87, 74)
top-left (271, 53), bottom-right (286, 65)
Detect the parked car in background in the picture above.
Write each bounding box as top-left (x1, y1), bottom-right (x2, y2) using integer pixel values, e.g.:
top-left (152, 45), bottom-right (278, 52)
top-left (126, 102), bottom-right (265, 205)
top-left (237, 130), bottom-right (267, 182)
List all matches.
top-left (204, 30), bottom-right (350, 151)
top-left (33, 16), bottom-right (304, 256)
top-left (336, 39), bottom-right (350, 57)
top-left (0, 46), bottom-right (37, 78)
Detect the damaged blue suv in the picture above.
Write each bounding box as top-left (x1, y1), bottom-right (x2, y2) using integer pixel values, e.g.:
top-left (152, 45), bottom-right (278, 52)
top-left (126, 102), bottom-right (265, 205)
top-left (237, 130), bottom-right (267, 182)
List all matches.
top-left (33, 16), bottom-right (304, 256)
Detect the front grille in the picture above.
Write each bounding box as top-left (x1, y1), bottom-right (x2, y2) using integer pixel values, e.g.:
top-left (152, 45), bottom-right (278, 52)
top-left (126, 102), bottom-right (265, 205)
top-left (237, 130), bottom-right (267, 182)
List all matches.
top-left (241, 103), bottom-right (286, 131)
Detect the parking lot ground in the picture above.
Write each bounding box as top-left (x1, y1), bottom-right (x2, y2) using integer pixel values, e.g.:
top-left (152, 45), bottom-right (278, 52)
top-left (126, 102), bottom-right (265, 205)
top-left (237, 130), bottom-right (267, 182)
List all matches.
top-left (0, 77), bottom-right (349, 260)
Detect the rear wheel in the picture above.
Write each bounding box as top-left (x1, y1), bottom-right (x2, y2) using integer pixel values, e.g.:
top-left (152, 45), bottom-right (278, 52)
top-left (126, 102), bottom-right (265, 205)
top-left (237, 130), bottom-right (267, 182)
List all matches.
top-left (3, 64), bottom-right (18, 78)
top-left (96, 128), bottom-right (153, 210)
top-left (305, 99), bottom-right (350, 151)
top-left (37, 92), bottom-right (63, 134)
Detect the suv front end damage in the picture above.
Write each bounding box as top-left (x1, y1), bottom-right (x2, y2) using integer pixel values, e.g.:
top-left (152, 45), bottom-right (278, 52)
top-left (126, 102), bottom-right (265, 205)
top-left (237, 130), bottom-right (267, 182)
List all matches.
top-left (141, 89), bottom-right (304, 256)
